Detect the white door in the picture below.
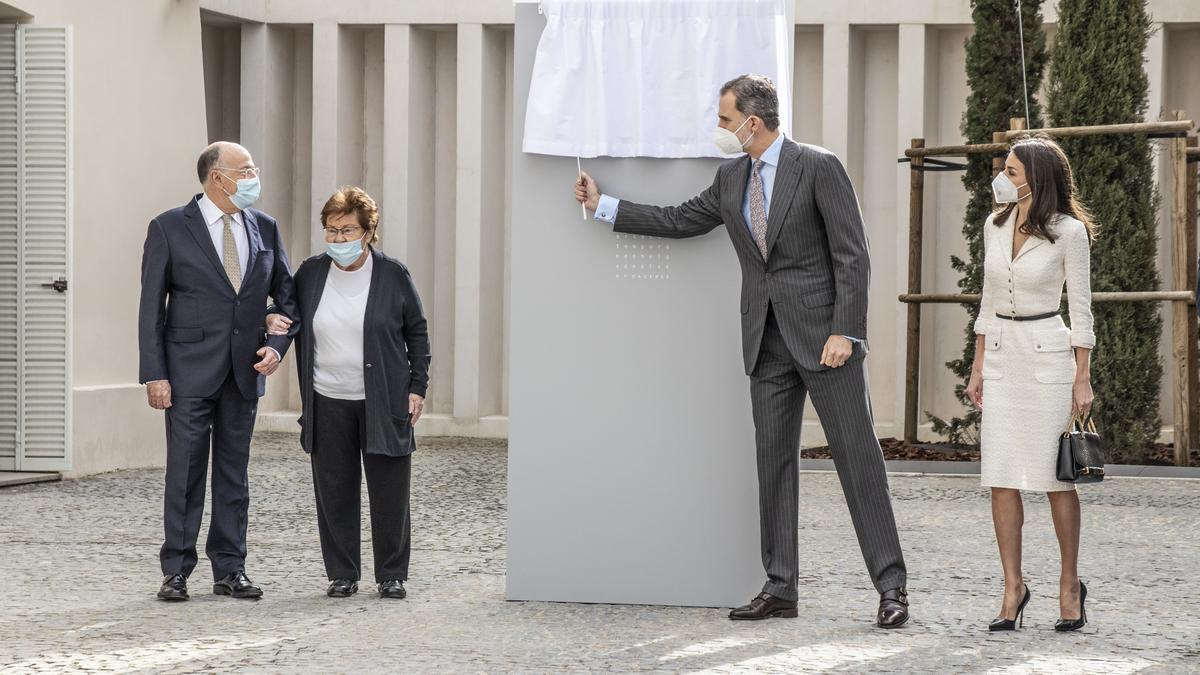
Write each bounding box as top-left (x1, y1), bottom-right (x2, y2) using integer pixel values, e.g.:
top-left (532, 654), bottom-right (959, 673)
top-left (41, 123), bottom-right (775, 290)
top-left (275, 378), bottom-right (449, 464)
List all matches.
top-left (0, 24), bottom-right (72, 472)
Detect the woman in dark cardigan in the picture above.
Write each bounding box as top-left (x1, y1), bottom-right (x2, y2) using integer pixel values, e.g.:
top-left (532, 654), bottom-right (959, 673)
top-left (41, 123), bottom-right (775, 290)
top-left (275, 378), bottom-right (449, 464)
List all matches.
top-left (268, 186), bottom-right (430, 599)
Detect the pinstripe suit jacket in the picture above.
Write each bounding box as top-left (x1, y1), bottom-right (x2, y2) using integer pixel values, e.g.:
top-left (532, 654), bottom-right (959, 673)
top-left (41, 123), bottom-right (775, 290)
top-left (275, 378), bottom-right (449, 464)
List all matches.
top-left (613, 138), bottom-right (870, 374)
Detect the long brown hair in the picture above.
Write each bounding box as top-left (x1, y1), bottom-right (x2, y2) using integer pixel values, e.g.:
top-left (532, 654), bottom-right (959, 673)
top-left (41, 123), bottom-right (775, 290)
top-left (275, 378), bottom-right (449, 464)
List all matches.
top-left (994, 134), bottom-right (1097, 243)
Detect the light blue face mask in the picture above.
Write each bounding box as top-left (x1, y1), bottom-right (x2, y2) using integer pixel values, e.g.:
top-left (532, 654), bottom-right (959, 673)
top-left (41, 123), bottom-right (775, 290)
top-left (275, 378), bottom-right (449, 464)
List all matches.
top-left (221, 174), bottom-right (261, 210)
top-left (327, 237), bottom-right (366, 266)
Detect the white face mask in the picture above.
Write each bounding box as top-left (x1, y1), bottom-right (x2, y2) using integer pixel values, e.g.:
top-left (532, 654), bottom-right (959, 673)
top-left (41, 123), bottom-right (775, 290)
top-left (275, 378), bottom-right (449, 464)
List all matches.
top-left (713, 117), bottom-right (754, 155)
top-left (991, 172), bottom-right (1028, 204)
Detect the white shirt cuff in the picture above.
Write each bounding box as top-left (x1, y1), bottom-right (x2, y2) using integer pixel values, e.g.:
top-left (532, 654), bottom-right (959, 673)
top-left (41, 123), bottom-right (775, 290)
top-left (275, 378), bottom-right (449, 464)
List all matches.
top-left (595, 194), bottom-right (620, 224)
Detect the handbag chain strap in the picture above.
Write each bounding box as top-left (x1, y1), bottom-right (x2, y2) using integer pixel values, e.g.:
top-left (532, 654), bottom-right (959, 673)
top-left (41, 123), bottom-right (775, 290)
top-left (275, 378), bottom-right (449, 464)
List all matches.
top-left (1062, 410), bottom-right (1100, 436)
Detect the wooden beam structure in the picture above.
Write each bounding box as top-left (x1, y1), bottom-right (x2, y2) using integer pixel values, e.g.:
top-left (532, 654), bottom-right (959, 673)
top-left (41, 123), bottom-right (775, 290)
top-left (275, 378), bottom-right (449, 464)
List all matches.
top-left (899, 115), bottom-right (1199, 465)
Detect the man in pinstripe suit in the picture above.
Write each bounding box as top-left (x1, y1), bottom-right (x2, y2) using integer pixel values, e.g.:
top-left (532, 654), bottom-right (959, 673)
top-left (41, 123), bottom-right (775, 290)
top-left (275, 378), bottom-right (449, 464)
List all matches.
top-left (574, 75), bottom-right (909, 627)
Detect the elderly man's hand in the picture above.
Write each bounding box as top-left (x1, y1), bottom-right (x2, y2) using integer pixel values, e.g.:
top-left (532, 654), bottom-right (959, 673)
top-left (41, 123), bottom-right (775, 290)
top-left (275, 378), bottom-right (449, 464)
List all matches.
top-left (146, 380), bottom-right (172, 410)
top-left (266, 313), bottom-right (292, 336)
top-left (254, 347), bottom-right (281, 376)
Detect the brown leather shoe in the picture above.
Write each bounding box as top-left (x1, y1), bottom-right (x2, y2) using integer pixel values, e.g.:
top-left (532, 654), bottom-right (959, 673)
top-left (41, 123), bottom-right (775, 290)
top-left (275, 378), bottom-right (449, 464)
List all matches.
top-left (877, 587), bottom-right (910, 628)
top-left (728, 592), bottom-right (798, 621)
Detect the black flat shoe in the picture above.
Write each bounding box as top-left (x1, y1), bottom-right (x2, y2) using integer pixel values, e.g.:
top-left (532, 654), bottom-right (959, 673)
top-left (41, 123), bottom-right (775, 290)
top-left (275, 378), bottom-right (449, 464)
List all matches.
top-left (378, 579), bottom-right (406, 599)
top-left (157, 574), bottom-right (189, 601)
top-left (728, 592), bottom-right (797, 620)
top-left (1054, 581), bottom-right (1088, 632)
top-left (327, 579), bottom-right (358, 598)
top-left (213, 570), bottom-right (263, 599)
top-left (989, 583), bottom-right (1031, 631)
top-left (877, 587), bottom-right (910, 629)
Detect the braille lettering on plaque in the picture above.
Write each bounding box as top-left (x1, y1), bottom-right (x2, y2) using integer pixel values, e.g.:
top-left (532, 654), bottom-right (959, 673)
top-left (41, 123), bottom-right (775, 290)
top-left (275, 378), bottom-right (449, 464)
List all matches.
top-left (613, 233), bottom-right (670, 280)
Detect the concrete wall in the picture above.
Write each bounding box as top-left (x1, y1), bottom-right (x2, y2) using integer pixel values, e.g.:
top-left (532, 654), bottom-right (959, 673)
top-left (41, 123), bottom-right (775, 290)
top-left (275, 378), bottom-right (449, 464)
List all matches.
top-left (5, 0), bottom-right (1196, 475)
top-left (4, 0), bottom-right (210, 475)
top-left (219, 20), bottom-right (516, 438)
top-left (193, 0), bottom-right (1200, 450)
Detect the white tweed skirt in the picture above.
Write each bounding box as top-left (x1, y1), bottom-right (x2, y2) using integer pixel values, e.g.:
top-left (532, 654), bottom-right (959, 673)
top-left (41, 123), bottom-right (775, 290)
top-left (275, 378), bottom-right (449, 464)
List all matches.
top-left (979, 316), bottom-right (1077, 492)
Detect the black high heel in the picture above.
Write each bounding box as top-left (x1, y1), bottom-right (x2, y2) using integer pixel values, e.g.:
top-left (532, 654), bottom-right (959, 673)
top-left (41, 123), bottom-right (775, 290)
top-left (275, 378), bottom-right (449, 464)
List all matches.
top-left (1055, 580), bottom-right (1088, 632)
top-left (989, 583), bottom-right (1031, 631)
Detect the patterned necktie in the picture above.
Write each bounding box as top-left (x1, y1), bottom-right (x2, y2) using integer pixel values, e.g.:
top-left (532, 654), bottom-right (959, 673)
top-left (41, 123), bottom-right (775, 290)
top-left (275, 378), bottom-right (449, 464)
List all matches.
top-left (222, 213), bottom-right (242, 292)
top-left (748, 158), bottom-right (768, 260)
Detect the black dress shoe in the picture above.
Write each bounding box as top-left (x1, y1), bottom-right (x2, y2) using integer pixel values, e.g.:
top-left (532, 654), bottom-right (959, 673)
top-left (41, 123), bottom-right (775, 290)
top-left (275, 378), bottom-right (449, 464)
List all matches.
top-left (327, 579), bottom-right (358, 598)
top-left (989, 583), bottom-right (1032, 631)
top-left (728, 592), bottom-right (797, 620)
top-left (378, 579), bottom-right (407, 599)
top-left (1054, 580), bottom-right (1088, 632)
top-left (157, 574), bottom-right (189, 601)
top-left (213, 570), bottom-right (263, 599)
top-left (877, 587), bottom-right (910, 628)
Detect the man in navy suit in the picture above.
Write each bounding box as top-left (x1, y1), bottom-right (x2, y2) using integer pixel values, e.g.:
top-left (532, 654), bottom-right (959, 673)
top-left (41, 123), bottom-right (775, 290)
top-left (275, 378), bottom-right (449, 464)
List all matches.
top-left (139, 142), bottom-right (299, 601)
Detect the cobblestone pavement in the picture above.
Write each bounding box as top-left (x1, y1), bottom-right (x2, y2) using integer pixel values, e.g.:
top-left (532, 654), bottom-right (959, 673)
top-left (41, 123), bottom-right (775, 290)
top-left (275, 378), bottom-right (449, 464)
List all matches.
top-left (1, 432), bottom-right (1198, 673)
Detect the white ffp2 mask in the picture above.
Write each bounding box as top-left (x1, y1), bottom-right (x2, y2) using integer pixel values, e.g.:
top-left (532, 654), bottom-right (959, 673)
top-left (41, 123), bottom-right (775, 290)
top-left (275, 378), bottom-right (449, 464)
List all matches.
top-left (713, 117), bottom-right (754, 155)
top-left (991, 172), bottom-right (1027, 203)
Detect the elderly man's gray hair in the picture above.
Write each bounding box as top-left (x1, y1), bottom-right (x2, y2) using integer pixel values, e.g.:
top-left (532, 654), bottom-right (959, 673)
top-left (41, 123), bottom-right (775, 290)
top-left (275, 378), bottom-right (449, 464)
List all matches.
top-left (196, 145), bottom-right (222, 185)
top-left (719, 74), bottom-right (780, 131)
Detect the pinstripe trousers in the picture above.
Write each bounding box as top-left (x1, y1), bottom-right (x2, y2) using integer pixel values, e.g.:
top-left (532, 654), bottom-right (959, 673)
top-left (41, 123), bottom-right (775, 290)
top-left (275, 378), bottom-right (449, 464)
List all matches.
top-left (751, 306), bottom-right (907, 601)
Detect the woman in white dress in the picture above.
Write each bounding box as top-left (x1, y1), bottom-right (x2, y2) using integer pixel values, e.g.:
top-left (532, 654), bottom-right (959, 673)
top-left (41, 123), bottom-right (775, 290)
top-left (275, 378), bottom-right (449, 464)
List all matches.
top-left (965, 135), bottom-right (1096, 632)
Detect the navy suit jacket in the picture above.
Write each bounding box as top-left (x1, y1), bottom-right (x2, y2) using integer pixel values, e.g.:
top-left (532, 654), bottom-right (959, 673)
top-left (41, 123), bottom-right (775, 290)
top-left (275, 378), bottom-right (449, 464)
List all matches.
top-left (138, 194), bottom-right (300, 400)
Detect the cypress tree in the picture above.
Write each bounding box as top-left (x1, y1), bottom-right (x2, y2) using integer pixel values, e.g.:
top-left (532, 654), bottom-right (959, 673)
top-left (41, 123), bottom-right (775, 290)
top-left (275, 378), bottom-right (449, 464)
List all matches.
top-left (1047, 0), bottom-right (1161, 463)
top-left (928, 0), bottom-right (1048, 445)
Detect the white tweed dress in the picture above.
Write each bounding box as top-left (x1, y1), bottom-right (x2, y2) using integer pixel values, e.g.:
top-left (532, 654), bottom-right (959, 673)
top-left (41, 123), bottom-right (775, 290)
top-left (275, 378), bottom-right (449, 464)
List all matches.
top-left (976, 210), bottom-right (1095, 492)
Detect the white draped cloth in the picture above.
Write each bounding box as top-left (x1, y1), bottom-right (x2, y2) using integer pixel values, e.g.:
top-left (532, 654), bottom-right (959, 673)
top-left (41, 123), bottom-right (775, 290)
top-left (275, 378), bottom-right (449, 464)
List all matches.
top-left (522, 0), bottom-right (791, 159)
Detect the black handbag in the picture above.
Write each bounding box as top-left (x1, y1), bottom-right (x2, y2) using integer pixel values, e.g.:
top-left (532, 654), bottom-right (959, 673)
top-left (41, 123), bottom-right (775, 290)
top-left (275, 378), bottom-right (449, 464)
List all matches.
top-left (1057, 413), bottom-right (1105, 483)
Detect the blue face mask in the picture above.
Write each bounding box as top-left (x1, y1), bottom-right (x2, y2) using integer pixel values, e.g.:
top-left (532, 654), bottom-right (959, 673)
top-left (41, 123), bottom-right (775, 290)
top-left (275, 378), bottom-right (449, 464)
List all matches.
top-left (221, 174), bottom-right (261, 210)
top-left (327, 237), bottom-right (366, 266)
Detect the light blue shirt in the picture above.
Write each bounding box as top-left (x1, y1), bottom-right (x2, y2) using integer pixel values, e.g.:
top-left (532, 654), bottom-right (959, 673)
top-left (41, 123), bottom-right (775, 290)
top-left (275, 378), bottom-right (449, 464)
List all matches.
top-left (591, 133), bottom-right (860, 345)
top-left (740, 132), bottom-right (784, 233)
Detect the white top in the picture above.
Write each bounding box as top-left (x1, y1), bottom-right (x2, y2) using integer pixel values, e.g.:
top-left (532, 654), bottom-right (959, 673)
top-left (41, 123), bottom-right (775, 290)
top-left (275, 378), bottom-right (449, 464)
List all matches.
top-left (974, 210), bottom-right (1095, 349)
top-left (196, 193), bottom-right (249, 272)
top-left (313, 255), bottom-right (373, 400)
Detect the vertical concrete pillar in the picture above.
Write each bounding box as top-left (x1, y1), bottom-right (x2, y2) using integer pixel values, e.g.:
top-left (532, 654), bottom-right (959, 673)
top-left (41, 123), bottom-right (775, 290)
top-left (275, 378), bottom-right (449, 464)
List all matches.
top-left (454, 24), bottom-right (484, 420)
top-left (821, 23), bottom-right (851, 160)
top-left (311, 22), bottom-right (339, 255)
top-left (239, 23), bottom-right (267, 159)
top-left (382, 24), bottom-right (411, 261)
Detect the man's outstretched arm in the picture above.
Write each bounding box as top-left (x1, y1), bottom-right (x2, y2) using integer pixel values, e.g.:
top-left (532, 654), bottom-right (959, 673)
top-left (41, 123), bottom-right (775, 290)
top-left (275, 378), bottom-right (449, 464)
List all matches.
top-left (576, 170), bottom-right (724, 239)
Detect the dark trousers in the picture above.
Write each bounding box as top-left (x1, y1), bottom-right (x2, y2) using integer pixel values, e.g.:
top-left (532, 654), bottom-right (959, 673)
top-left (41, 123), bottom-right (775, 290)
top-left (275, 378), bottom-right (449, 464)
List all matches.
top-left (311, 393), bottom-right (412, 583)
top-left (750, 306), bottom-right (907, 600)
top-left (161, 370), bottom-right (257, 580)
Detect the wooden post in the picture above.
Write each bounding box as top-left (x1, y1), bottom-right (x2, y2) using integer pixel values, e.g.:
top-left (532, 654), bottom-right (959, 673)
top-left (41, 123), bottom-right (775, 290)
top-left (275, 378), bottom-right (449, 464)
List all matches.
top-left (903, 138), bottom-right (925, 445)
top-left (1170, 112), bottom-right (1193, 465)
top-left (1187, 134), bottom-right (1200, 456)
top-left (992, 131), bottom-right (1007, 177)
